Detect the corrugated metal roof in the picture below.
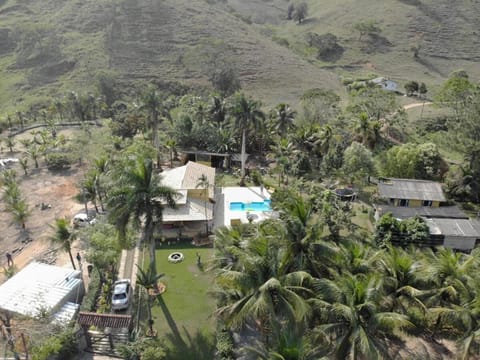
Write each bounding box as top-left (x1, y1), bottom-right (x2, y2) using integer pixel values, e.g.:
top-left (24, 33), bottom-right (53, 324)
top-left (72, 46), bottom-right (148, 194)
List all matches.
top-left (378, 178), bottom-right (446, 202)
top-left (53, 301), bottom-right (79, 326)
top-left (78, 312), bottom-right (132, 329)
top-left (0, 262), bottom-right (82, 317)
top-left (426, 218), bottom-right (480, 237)
top-left (376, 205), bottom-right (468, 220)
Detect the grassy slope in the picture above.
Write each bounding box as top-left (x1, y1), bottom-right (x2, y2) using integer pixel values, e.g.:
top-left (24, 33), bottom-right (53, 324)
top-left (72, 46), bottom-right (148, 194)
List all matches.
top-left (228, 0), bottom-right (480, 92)
top-left (0, 0), bottom-right (479, 112)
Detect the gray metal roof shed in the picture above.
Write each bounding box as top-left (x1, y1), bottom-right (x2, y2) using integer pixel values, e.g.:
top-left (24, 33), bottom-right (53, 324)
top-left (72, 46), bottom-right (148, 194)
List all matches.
top-left (378, 178), bottom-right (446, 202)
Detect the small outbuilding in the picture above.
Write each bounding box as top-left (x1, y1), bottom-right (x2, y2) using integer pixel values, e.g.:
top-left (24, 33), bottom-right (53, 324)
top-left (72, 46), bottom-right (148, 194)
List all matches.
top-left (425, 218), bottom-right (480, 251)
top-left (0, 262), bottom-right (84, 324)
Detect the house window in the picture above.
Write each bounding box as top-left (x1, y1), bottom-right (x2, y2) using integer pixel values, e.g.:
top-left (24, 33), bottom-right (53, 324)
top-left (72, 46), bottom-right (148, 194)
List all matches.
top-left (398, 199), bottom-right (409, 207)
top-left (423, 200), bottom-right (432, 207)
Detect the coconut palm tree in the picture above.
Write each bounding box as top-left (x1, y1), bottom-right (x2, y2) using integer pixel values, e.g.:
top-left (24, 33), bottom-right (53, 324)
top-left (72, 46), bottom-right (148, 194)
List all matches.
top-left (19, 158), bottom-right (28, 176)
top-left (373, 245), bottom-right (425, 314)
top-left (136, 265), bottom-right (165, 335)
top-left (26, 144), bottom-right (40, 169)
top-left (51, 218), bottom-right (76, 270)
top-left (215, 234), bottom-right (313, 337)
top-left (196, 174), bottom-right (211, 236)
top-left (313, 272), bottom-right (412, 359)
top-left (83, 174), bottom-right (99, 213)
top-left (107, 157), bottom-right (177, 282)
top-left (271, 103), bottom-right (296, 138)
top-left (244, 321), bottom-right (327, 360)
top-left (141, 85), bottom-right (169, 168)
top-left (5, 137), bottom-right (15, 153)
top-left (165, 139), bottom-right (177, 168)
top-left (230, 93), bottom-right (265, 185)
top-left (209, 95), bottom-right (227, 126)
top-left (273, 190), bottom-right (328, 276)
top-left (9, 200), bottom-right (30, 231)
top-left (417, 247), bottom-right (474, 307)
top-left (268, 138), bottom-right (297, 187)
top-left (92, 156), bottom-right (108, 211)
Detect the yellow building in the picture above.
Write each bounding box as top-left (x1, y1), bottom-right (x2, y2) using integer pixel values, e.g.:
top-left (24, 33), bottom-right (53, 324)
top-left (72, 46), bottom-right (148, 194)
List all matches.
top-left (377, 178), bottom-right (446, 208)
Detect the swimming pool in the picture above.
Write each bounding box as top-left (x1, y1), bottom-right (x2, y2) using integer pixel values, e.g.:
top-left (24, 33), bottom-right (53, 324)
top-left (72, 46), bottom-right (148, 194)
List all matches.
top-left (230, 200), bottom-right (272, 211)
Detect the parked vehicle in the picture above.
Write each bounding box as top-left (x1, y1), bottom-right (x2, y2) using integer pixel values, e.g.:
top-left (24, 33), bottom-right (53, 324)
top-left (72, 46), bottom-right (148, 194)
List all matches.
top-left (111, 279), bottom-right (132, 311)
top-left (72, 212), bottom-right (96, 228)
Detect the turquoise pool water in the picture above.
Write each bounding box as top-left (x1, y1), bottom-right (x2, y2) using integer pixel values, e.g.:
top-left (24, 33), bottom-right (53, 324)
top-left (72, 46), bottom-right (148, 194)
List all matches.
top-left (230, 200), bottom-right (272, 211)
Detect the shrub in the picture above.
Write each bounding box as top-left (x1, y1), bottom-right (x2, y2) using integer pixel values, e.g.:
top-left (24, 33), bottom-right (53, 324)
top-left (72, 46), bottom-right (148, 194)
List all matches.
top-left (31, 328), bottom-right (78, 360)
top-left (216, 327), bottom-right (234, 360)
top-left (250, 170), bottom-right (262, 186)
top-left (45, 152), bottom-right (72, 170)
top-left (80, 269), bottom-right (101, 312)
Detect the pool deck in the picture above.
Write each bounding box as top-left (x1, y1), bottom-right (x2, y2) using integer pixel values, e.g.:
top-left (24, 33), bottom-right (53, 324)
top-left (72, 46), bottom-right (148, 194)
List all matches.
top-left (214, 186), bottom-right (277, 229)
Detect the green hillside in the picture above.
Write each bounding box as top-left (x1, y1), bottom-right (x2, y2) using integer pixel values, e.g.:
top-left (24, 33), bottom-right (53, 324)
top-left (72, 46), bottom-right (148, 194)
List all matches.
top-left (0, 0), bottom-right (479, 111)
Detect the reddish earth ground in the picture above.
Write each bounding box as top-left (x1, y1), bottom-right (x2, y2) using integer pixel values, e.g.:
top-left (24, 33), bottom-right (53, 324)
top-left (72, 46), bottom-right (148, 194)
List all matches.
top-left (0, 161), bottom-right (87, 283)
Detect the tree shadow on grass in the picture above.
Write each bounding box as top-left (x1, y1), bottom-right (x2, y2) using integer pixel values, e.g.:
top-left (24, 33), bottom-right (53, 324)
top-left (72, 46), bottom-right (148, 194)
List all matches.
top-left (155, 294), bottom-right (185, 346)
top-left (162, 327), bottom-right (216, 360)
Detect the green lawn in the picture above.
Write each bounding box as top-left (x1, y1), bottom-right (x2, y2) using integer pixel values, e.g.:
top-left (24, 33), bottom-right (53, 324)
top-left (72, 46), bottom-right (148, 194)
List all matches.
top-left (146, 244), bottom-right (216, 341)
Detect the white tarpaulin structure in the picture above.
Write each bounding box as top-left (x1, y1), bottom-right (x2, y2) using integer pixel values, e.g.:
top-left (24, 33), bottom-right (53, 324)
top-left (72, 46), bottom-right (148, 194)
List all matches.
top-left (0, 262), bottom-right (84, 322)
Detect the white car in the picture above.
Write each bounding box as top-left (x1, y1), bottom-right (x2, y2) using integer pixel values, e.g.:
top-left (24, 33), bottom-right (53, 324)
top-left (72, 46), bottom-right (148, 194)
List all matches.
top-left (111, 279), bottom-right (132, 311)
top-left (72, 213), bottom-right (96, 228)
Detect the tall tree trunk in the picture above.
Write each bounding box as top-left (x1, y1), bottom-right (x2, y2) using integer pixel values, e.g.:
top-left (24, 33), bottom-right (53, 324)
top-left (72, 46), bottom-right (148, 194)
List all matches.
top-left (96, 181), bottom-right (105, 212)
top-left (83, 189), bottom-right (88, 215)
top-left (240, 129), bottom-right (246, 185)
top-left (204, 195), bottom-right (209, 236)
top-left (68, 250), bottom-right (77, 270)
top-left (152, 112), bottom-right (162, 170)
top-left (145, 215), bottom-right (157, 283)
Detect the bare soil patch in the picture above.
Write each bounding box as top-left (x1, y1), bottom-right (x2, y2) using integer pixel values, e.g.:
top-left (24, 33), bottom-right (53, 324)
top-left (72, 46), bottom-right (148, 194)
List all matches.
top-left (0, 160), bottom-right (87, 282)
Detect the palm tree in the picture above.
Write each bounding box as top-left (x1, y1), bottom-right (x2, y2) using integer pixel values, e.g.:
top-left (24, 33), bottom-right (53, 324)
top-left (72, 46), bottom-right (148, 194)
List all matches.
top-left (165, 139), bottom-right (177, 168)
top-left (83, 174), bottom-right (99, 213)
top-left (268, 138), bottom-right (297, 187)
top-left (271, 103), bottom-right (296, 138)
top-left (417, 247), bottom-right (474, 307)
top-left (107, 157), bottom-right (177, 282)
top-left (19, 158), bottom-right (28, 175)
top-left (5, 137), bottom-right (15, 153)
top-left (215, 234), bottom-right (313, 338)
top-left (274, 190), bottom-right (325, 276)
top-left (51, 218), bottom-right (76, 270)
top-left (313, 272), bottom-right (412, 359)
top-left (373, 245), bottom-right (425, 314)
top-left (27, 144), bottom-right (40, 169)
top-left (245, 321), bottom-right (327, 360)
top-left (230, 93), bottom-right (265, 185)
top-left (196, 174), bottom-right (211, 236)
top-left (93, 156), bottom-right (108, 212)
top-left (10, 200), bottom-right (30, 231)
top-left (209, 95), bottom-right (227, 126)
top-left (141, 85), bottom-right (168, 168)
top-left (18, 139), bottom-right (31, 150)
top-left (136, 265), bottom-right (165, 335)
